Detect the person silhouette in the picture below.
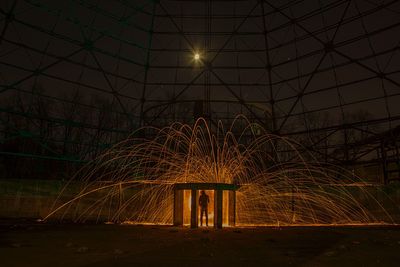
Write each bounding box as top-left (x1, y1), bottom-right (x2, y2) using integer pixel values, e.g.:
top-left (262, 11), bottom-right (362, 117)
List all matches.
top-left (199, 190), bottom-right (210, 226)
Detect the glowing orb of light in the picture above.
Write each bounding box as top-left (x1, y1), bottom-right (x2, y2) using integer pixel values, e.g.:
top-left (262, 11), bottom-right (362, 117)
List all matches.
top-left (194, 53), bottom-right (200, 61)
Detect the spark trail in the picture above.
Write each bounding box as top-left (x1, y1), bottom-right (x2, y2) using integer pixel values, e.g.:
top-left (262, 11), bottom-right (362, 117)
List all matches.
top-left (45, 117), bottom-right (394, 226)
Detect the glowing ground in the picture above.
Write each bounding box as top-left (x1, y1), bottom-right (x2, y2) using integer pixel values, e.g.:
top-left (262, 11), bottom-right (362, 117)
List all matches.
top-left (1, 220), bottom-right (400, 267)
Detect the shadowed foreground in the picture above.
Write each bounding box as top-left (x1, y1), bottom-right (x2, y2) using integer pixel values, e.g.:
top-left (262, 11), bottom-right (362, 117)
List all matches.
top-left (1, 220), bottom-right (400, 267)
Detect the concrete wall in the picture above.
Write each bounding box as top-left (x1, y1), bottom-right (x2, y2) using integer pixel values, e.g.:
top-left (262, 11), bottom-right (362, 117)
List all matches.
top-left (0, 179), bottom-right (399, 224)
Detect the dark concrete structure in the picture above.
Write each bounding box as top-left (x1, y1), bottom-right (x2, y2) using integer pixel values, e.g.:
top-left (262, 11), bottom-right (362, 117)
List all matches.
top-left (173, 183), bottom-right (239, 229)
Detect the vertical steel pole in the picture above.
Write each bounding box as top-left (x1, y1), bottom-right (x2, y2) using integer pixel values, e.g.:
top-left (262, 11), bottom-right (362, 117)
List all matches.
top-left (139, 0), bottom-right (157, 127)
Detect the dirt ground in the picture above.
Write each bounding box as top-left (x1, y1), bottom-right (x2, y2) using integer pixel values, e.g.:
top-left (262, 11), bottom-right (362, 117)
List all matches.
top-left (1, 219), bottom-right (400, 267)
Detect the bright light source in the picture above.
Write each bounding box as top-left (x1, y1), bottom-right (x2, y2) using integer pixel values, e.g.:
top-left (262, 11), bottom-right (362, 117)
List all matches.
top-left (194, 53), bottom-right (200, 60)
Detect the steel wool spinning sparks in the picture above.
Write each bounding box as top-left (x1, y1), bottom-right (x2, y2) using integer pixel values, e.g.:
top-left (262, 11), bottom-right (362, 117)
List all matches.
top-left (45, 118), bottom-right (394, 226)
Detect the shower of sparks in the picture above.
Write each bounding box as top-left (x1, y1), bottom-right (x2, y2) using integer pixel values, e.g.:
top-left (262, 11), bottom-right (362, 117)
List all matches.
top-left (45, 117), bottom-right (395, 226)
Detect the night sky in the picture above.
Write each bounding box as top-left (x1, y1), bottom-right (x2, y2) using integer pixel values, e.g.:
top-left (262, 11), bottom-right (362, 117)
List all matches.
top-left (2, 3), bottom-right (400, 265)
top-left (1, 0), bottom-right (400, 136)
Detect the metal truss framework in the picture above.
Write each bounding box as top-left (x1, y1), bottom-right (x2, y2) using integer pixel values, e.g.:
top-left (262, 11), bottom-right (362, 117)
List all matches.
top-left (0, 0), bottom-right (399, 181)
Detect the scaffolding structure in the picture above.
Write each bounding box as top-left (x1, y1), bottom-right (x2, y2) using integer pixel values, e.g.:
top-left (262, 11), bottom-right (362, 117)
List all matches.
top-left (0, 0), bottom-right (399, 182)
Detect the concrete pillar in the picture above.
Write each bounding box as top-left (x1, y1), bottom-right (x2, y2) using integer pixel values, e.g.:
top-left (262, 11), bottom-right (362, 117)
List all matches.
top-left (214, 189), bottom-right (223, 229)
top-left (173, 189), bottom-right (183, 226)
top-left (228, 190), bottom-right (236, 226)
top-left (190, 189), bottom-right (198, 228)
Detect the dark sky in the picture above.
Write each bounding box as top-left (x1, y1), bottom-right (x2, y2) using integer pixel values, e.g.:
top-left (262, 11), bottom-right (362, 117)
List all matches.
top-left (1, 0), bottom-right (400, 134)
